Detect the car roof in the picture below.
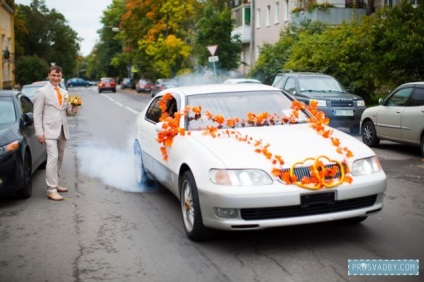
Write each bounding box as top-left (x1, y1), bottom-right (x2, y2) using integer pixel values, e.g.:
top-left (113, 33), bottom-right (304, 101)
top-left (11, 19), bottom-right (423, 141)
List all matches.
top-left (0, 90), bottom-right (20, 97)
top-left (159, 83), bottom-right (280, 97)
top-left (399, 81), bottom-right (424, 87)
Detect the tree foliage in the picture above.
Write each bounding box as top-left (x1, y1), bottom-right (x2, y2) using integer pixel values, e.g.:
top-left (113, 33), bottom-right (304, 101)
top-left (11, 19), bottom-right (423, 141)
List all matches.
top-left (251, 0), bottom-right (424, 102)
top-left (14, 0), bottom-right (80, 81)
top-left (194, 3), bottom-right (242, 71)
top-left (14, 55), bottom-right (49, 86)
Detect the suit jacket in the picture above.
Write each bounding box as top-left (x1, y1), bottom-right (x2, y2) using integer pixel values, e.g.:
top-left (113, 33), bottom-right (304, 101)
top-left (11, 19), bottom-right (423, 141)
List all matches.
top-left (34, 82), bottom-right (73, 140)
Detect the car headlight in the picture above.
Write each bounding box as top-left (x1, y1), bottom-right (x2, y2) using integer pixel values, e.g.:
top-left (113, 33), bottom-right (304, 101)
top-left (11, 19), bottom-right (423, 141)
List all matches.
top-left (312, 99), bottom-right (327, 107)
top-left (209, 169), bottom-right (273, 186)
top-left (356, 100), bottom-right (365, 107)
top-left (0, 140), bottom-right (19, 156)
top-left (351, 156), bottom-right (382, 176)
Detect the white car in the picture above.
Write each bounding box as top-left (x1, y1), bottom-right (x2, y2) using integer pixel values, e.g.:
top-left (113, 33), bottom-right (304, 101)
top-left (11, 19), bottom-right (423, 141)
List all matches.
top-left (134, 84), bottom-right (387, 241)
top-left (361, 81), bottom-right (424, 157)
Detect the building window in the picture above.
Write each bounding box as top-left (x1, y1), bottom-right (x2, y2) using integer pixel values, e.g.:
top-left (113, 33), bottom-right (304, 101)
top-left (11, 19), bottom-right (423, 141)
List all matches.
top-left (266, 5), bottom-right (271, 26)
top-left (256, 8), bottom-right (261, 28)
top-left (284, 0), bottom-right (289, 21)
top-left (275, 2), bottom-right (281, 24)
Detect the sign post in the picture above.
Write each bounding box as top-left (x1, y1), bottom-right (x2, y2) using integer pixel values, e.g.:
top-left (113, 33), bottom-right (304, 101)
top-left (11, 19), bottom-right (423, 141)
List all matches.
top-left (207, 45), bottom-right (218, 82)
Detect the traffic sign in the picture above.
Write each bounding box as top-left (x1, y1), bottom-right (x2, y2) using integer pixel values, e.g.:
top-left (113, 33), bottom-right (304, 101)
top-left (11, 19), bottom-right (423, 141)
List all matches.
top-left (207, 45), bottom-right (218, 56)
top-left (208, 56), bottom-right (219, 62)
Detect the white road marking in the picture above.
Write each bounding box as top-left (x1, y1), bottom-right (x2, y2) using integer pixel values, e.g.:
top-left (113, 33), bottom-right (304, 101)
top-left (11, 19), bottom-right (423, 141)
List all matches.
top-left (102, 94), bottom-right (138, 115)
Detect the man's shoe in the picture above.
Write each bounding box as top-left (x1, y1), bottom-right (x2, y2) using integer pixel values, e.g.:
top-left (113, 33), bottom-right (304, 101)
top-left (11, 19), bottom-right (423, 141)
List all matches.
top-left (47, 192), bottom-right (63, 201)
top-left (56, 186), bottom-right (68, 192)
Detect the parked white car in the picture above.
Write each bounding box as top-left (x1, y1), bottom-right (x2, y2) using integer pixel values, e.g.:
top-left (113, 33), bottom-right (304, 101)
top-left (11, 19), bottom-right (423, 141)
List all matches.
top-left (134, 84), bottom-right (387, 241)
top-left (361, 81), bottom-right (424, 157)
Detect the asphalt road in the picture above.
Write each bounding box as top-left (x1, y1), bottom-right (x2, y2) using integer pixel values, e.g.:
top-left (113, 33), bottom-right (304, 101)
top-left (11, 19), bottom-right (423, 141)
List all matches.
top-left (0, 87), bottom-right (423, 282)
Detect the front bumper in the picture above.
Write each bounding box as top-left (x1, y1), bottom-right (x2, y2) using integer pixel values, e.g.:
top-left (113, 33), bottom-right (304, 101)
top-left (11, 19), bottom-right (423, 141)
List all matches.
top-left (198, 171), bottom-right (386, 231)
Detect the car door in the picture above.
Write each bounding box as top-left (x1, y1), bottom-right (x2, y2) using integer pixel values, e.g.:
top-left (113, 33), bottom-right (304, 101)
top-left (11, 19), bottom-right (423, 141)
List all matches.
top-left (376, 87), bottom-right (413, 140)
top-left (401, 86), bottom-right (424, 144)
top-left (19, 95), bottom-right (45, 171)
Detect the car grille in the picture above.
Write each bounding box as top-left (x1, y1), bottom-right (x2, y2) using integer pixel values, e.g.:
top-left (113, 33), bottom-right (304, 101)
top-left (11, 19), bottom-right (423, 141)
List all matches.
top-left (280, 163), bottom-right (343, 181)
top-left (329, 99), bottom-right (354, 107)
top-left (240, 195), bottom-right (377, 220)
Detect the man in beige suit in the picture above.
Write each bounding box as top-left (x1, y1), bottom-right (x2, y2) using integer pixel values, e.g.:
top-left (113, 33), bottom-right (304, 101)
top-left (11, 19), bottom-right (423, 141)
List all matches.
top-left (34, 65), bottom-right (78, 201)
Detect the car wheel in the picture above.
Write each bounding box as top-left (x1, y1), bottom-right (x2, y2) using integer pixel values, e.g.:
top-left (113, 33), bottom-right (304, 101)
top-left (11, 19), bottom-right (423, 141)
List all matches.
top-left (98, 90), bottom-right (102, 93)
top-left (113, 89), bottom-right (116, 93)
top-left (349, 124), bottom-right (360, 135)
top-left (180, 170), bottom-right (210, 241)
top-left (361, 120), bottom-right (380, 147)
top-left (134, 141), bottom-right (150, 185)
top-left (420, 134), bottom-right (424, 157)
top-left (18, 153), bottom-right (32, 199)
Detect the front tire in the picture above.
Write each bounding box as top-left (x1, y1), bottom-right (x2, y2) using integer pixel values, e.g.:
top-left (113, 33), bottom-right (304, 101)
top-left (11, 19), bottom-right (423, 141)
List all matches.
top-left (361, 120), bottom-right (380, 147)
top-left (420, 134), bottom-right (424, 157)
top-left (18, 153), bottom-right (32, 199)
top-left (180, 170), bottom-right (210, 241)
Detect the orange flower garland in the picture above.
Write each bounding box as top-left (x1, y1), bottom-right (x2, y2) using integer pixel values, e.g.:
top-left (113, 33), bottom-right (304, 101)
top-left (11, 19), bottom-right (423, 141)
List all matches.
top-left (155, 93), bottom-right (354, 189)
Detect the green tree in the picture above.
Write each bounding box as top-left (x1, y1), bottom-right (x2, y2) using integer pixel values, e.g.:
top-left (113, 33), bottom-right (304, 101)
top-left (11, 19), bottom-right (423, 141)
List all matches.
top-left (194, 2), bottom-right (242, 71)
top-left (14, 55), bottom-right (49, 86)
top-left (14, 0), bottom-right (80, 80)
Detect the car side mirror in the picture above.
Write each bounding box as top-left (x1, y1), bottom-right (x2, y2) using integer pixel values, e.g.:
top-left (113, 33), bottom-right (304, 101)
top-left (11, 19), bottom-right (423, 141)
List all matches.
top-left (378, 98), bottom-right (385, 105)
top-left (155, 122), bottom-right (164, 132)
top-left (24, 112), bottom-right (34, 126)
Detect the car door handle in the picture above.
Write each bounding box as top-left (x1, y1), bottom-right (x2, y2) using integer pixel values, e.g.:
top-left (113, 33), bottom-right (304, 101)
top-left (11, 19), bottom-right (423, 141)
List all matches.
top-left (395, 110), bottom-right (402, 114)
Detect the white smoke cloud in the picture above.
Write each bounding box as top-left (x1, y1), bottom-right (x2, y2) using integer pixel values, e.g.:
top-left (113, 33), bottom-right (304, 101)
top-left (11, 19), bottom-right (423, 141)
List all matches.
top-left (76, 137), bottom-right (159, 192)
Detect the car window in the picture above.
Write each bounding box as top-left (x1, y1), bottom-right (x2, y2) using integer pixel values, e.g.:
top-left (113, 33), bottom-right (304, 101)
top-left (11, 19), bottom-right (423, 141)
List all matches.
top-left (186, 91), bottom-right (307, 130)
top-left (283, 77), bottom-right (296, 94)
top-left (298, 77), bottom-right (344, 92)
top-left (145, 97), bottom-right (164, 123)
top-left (387, 87), bottom-right (413, 106)
top-left (407, 87), bottom-right (424, 107)
top-left (0, 97), bottom-right (16, 124)
top-left (20, 95), bottom-right (33, 114)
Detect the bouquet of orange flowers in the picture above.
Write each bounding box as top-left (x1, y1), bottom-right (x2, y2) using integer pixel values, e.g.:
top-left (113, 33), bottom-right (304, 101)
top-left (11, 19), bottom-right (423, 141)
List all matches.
top-left (68, 95), bottom-right (83, 106)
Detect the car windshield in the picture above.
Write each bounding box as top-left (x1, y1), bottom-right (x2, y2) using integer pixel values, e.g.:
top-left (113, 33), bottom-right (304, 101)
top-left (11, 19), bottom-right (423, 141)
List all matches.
top-left (186, 91), bottom-right (309, 130)
top-left (298, 77), bottom-right (345, 93)
top-left (0, 97), bottom-right (16, 125)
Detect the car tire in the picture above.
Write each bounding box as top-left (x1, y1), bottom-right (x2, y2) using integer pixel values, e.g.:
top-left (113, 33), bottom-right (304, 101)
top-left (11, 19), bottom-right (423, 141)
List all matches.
top-left (18, 153), bottom-right (32, 199)
top-left (361, 120), bottom-right (380, 147)
top-left (180, 170), bottom-right (211, 241)
top-left (113, 89), bottom-right (116, 93)
top-left (98, 90), bottom-right (102, 94)
top-left (134, 141), bottom-right (150, 186)
top-left (420, 134), bottom-right (424, 157)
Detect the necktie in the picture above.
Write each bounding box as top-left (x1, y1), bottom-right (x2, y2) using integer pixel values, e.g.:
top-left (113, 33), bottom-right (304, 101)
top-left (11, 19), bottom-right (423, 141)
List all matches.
top-left (55, 86), bottom-right (62, 106)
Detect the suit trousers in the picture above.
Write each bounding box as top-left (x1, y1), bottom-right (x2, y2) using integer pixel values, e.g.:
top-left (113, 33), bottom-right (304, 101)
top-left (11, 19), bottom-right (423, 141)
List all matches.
top-left (45, 126), bottom-right (67, 194)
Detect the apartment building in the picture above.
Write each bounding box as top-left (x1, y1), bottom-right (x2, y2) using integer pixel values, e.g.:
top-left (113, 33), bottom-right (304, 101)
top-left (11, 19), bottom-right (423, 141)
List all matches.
top-left (1, 0), bottom-right (15, 89)
top-left (231, 0), bottom-right (392, 76)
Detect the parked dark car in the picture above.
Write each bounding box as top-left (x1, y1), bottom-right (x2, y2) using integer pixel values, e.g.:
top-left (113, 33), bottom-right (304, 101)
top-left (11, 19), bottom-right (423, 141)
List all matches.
top-left (120, 78), bottom-right (136, 89)
top-left (272, 71), bottom-right (366, 134)
top-left (0, 90), bottom-right (47, 198)
top-left (135, 79), bottom-right (153, 93)
top-left (67, 77), bottom-right (91, 88)
top-left (151, 78), bottom-right (178, 97)
top-left (98, 77), bottom-right (117, 93)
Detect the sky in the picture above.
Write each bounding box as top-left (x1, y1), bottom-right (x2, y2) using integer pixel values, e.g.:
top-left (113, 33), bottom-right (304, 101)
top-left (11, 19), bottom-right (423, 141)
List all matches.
top-left (15, 0), bottom-right (113, 56)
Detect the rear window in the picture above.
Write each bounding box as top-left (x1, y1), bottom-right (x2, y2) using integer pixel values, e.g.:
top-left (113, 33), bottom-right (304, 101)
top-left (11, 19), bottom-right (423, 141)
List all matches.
top-left (101, 78), bottom-right (115, 82)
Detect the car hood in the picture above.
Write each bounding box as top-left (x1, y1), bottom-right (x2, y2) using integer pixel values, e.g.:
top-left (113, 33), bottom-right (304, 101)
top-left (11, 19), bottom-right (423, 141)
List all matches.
top-left (188, 123), bottom-right (373, 168)
top-left (296, 92), bottom-right (362, 100)
top-left (0, 124), bottom-right (19, 145)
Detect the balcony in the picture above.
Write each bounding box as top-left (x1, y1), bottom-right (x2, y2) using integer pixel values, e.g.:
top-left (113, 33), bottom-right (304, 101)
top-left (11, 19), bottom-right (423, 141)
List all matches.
top-left (231, 25), bottom-right (251, 44)
top-left (291, 7), bottom-right (367, 26)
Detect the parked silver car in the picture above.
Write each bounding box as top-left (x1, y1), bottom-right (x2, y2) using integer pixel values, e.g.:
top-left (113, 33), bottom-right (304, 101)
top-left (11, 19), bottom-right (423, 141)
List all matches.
top-left (360, 82), bottom-right (424, 157)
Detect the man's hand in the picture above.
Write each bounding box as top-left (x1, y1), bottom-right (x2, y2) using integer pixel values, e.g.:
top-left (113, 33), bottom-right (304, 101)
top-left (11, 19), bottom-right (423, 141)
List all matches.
top-left (37, 135), bottom-right (45, 144)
